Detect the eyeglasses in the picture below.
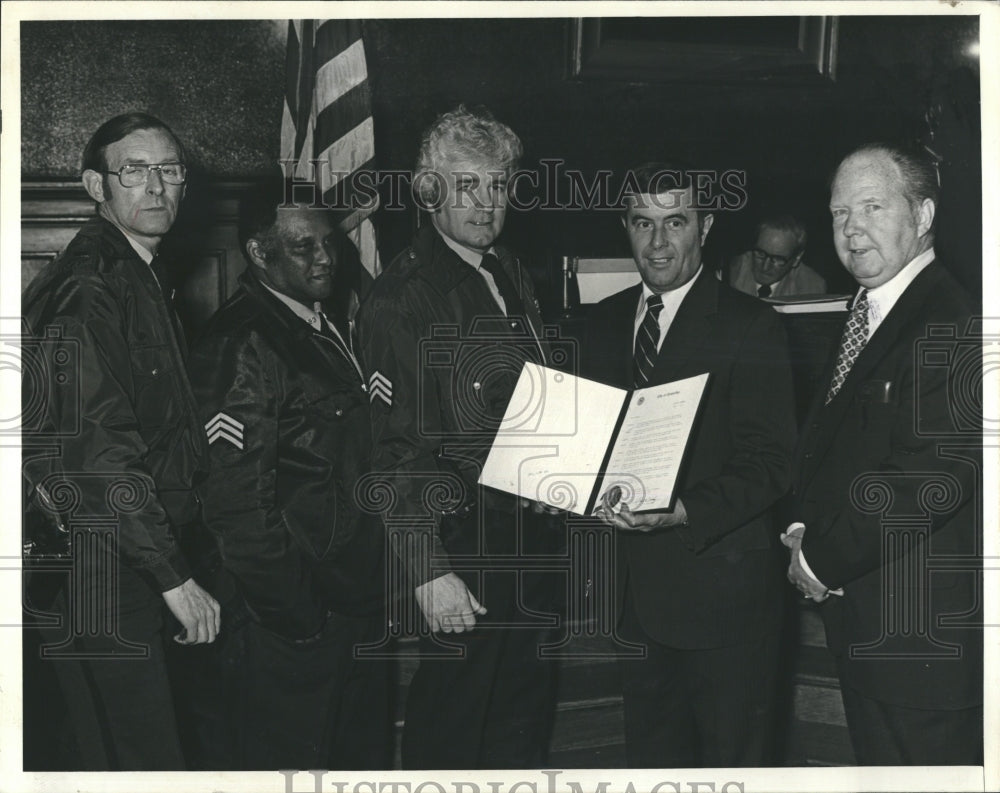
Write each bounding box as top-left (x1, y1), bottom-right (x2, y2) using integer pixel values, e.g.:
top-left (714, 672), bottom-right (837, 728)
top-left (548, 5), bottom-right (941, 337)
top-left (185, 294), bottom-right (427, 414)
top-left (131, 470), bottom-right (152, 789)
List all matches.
top-left (751, 248), bottom-right (793, 267)
top-left (103, 162), bottom-right (187, 188)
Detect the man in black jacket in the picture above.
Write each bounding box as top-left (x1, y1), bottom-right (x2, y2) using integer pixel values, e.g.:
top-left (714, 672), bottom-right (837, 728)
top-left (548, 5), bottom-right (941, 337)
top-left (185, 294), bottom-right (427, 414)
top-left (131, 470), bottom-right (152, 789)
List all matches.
top-left (22, 112), bottom-right (220, 770)
top-left (187, 178), bottom-right (389, 769)
top-left (357, 105), bottom-right (560, 769)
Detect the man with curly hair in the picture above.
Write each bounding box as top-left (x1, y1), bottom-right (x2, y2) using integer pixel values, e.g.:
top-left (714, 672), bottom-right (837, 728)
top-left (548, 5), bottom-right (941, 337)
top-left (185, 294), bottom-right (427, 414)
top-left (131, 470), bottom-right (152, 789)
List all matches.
top-left (358, 105), bottom-right (560, 769)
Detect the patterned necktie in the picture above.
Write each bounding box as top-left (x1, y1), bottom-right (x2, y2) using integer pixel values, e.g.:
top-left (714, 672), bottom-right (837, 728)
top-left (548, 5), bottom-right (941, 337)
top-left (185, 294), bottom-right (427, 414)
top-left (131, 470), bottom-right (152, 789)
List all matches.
top-left (480, 253), bottom-right (525, 317)
top-left (634, 294), bottom-right (664, 388)
top-left (825, 290), bottom-right (869, 404)
top-left (757, 284), bottom-right (772, 298)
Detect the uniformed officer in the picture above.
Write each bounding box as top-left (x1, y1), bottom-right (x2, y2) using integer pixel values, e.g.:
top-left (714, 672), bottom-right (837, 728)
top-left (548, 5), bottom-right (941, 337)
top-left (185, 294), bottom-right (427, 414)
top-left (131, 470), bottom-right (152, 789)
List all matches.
top-left (357, 105), bottom-right (560, 769)
top-left (187, 177), bottom-right (390, 769)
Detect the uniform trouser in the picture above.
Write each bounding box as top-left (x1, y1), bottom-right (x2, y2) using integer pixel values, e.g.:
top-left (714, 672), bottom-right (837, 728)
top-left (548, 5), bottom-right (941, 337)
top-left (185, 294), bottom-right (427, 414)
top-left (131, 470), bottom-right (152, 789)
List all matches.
top-left (400, 569), bottom-right (558, 770)
top-left (208, 609), bottom-right (393, 770)
top-left (35, 562), bottom-right (186, 770)
top-left (618, 589), bottom-right (780, 768)
top-left (839, 683), bottom-right (983, 765)
top-left (400, 503), bottom-right (562, 770)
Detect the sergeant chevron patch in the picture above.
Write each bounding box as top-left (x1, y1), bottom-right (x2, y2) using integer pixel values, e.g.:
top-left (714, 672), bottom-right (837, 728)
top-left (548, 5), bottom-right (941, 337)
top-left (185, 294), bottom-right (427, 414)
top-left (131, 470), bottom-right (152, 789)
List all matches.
top-left (369, 371), bottom-right (393, 406)
top-left (205, 412), bottom-right (244, 450)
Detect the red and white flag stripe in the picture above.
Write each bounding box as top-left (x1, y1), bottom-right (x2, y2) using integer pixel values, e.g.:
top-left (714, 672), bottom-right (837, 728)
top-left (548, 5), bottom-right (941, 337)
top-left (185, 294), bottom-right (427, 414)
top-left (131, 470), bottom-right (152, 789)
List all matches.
top-left (282, 19), bottom-right (381, 278)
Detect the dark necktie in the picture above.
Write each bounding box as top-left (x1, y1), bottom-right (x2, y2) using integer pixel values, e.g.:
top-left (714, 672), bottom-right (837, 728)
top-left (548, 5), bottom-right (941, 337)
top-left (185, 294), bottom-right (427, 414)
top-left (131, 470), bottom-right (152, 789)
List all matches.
top-left (150, 253), bottom-right (187, 352)
top-left (634, 294), bottom-right (664, 388)
top-left (479, 253), bottom-right (525, 318)
top-left (149, 253), bottom-right (172, 298)
top-left (757, 284), bottom-right (772, 298)
top-left (825, 290), bottom-right (869, 404)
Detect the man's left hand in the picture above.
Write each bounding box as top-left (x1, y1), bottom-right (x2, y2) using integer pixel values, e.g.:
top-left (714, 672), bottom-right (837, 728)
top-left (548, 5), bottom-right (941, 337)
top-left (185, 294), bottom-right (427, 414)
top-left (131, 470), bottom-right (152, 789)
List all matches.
top-left (520, 498), bottom-right (564, 515)
top-left (780, 530), bottom-right (829, 602)
top-left (595, 490), bottom-right (688, 532)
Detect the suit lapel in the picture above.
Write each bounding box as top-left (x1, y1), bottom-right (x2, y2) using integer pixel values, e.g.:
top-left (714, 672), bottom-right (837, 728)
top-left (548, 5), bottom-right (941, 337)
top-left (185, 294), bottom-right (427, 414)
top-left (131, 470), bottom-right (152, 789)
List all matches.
top-left (608, 285), bottom-right (642, 387)
top-left (648, 270), bottom-right (718, 385)
top-left (802, 262), bottom-right (945, 475)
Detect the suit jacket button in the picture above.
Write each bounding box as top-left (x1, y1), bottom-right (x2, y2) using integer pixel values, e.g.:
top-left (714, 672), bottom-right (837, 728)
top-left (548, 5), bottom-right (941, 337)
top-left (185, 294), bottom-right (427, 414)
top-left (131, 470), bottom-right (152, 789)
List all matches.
top-left (335, 409), bottom-right (343, 417)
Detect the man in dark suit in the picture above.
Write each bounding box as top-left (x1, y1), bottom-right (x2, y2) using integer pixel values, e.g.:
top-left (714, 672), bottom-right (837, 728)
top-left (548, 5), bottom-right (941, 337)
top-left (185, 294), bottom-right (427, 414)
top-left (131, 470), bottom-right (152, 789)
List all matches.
top-left (784, 143), bottom-right (982, 765)
top-left (187, 178), bottom-right (389, 769)
top-left (590, 163), bottom-right (797, 767)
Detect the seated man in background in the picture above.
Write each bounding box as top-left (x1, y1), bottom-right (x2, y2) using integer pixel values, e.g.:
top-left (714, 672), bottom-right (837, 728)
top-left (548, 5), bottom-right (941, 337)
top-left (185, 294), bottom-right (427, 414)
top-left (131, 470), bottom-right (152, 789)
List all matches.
top-left (187, 177), bottom-right (390, 769)
top-left (730, 212), bottom-right (826, 298)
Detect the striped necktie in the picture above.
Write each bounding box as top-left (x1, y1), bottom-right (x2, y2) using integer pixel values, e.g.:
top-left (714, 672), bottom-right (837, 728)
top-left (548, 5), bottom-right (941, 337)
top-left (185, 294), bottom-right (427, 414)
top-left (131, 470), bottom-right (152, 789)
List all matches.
top-left (634, 294), bottom-right (664, 388)
top-left (825, 290), bottom-right (869, 404)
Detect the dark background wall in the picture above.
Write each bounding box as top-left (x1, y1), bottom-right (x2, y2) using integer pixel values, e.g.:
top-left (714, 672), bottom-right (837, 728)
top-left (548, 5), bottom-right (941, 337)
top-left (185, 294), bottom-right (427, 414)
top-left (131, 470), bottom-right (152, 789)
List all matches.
top-left (21, 15), bottom-right (982, 304)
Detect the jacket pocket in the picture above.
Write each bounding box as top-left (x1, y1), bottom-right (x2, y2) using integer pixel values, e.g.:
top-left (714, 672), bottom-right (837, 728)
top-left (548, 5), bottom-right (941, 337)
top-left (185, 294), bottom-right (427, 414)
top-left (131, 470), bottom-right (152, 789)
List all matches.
top-left (281, 493), bottom-right (339, 562)
top-left (130, 344), bottom-right (176, 424)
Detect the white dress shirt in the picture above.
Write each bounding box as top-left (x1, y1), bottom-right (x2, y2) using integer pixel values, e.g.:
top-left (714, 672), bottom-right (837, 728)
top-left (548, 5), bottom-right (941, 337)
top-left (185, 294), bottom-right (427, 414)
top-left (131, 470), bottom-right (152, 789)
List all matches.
top-left (439, 232), bottom-right (507, 314)
top-left (261, 282), bottom-right (363, 380)
top-left (632, 267), bottom-right (702, 353)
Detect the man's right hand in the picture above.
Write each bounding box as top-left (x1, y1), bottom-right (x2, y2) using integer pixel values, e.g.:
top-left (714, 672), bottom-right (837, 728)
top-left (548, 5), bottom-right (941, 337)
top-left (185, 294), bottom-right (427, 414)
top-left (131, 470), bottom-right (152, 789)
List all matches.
top-left (414, 572), bottom-right (487, 634)
top-left (162, 578), bottom-right (222, 644)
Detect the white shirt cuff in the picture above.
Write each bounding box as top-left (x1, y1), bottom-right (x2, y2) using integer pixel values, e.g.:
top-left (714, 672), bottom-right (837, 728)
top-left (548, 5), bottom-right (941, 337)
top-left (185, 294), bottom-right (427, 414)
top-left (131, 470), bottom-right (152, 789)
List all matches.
top-left (798, 548), bottom-right (844, 596)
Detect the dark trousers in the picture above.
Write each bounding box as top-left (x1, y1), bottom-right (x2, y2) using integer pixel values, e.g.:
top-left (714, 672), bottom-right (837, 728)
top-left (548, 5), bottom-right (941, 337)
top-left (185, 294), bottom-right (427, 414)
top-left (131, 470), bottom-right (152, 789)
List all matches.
top-left (35, 563), bottom-right (185, 770)
top-left (840, 684), bottom-right (983, 765)
top-left (206, 609), bottom-right (392, 770)
top-left (401, 566), bottom-right (558, 769)
top-left (618, 591), bottom-right (780, 768)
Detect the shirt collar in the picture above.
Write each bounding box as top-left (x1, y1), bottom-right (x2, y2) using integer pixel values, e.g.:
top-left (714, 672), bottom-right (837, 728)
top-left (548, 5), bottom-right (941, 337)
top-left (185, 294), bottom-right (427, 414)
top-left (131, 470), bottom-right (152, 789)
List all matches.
top-left (120, 230), bottom-right (155, 265)
top-left (863, 247), bottom-right (936, 324)
top-left (438, 230), bottom-right (494, 269)
top-left (261, 282), bottom-right (324, 329)
top-left (636, 266), bottom-right (703, 319)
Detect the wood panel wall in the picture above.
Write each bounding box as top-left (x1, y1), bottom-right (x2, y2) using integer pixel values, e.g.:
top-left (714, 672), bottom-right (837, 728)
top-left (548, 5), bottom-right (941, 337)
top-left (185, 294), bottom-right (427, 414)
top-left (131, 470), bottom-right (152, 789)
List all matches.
top-left (20, 181), bottom-right (251, 333)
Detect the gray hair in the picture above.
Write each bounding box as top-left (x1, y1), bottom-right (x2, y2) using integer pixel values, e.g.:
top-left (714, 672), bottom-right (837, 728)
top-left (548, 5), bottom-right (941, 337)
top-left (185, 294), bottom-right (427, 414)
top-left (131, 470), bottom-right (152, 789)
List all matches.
top-left (414, 104), bottom-right (523, 206)
top-left (756, 213), bottom-right (807, 254)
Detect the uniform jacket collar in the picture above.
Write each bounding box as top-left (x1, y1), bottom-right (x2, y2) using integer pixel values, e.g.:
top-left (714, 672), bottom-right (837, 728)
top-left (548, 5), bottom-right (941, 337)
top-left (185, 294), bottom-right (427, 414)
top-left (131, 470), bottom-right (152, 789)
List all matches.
top-left (411, 223), bottom-right (509, 296)
top-left (238, 269), bottom-right (318, 343)
top-left (798, 260), bottom-right (947, 477)
top-left (237, 269), bottom-right (363, 381)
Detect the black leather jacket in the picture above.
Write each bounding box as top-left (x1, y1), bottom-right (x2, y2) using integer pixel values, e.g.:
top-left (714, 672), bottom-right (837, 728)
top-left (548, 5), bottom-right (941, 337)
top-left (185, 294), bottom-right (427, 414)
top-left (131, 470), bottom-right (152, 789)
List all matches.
top-left (356, 225), bottom-right (551, 586)
top-left (188, 270), bottom-right (383, 640)
top-left (22, 217), bottom-right (207, 591)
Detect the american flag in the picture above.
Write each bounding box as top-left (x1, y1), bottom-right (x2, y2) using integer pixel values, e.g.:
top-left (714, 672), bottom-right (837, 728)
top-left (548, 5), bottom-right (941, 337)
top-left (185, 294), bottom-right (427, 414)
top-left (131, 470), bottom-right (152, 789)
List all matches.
top-left (282, 19), bottom-right (381, 278)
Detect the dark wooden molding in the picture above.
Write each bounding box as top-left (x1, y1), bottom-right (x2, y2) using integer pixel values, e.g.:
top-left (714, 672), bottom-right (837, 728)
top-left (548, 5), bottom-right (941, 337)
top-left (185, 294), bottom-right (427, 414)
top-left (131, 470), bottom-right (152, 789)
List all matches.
top-left (569, 16), bottom-right (839, 84)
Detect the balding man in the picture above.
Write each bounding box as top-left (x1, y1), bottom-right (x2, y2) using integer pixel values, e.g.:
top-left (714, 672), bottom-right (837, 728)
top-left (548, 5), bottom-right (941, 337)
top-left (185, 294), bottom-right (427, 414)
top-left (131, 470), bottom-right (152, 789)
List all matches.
top-left (783, 142), bottom-right (982, 765)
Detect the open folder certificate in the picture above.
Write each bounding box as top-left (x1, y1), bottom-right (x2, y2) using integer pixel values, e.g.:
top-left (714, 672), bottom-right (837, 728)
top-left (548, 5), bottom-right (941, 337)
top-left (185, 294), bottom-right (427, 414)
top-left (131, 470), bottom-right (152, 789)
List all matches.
top-left (478, 363), bottom-right (709, 516)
